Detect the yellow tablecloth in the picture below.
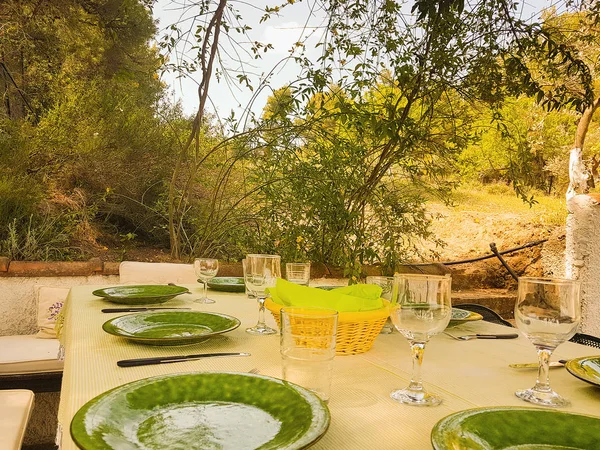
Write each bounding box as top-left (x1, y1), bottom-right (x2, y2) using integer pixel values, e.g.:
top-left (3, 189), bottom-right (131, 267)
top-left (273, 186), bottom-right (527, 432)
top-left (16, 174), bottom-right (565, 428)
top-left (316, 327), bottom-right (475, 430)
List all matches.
top-left (57, 285), bottom-right (600, 449)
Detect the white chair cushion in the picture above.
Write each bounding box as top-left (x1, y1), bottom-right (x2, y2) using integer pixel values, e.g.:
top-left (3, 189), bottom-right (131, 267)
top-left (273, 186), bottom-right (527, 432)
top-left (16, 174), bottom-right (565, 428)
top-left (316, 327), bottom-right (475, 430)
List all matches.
top-left (0, 335), bottom-right (63, 374)
top-left (119, 261), bottom-right (197, 284)
top-left (36, 286), bottom-right (70, 339)
top-left (0, 389), bottom-right (34, 450)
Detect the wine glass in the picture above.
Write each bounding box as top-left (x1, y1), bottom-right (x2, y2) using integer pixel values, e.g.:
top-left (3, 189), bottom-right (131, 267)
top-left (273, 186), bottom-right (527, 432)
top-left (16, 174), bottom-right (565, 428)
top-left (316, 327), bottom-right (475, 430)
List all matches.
top-left (366, 276), bottom-right (396, 334)
top-left (389, 274), bottom-right (452, 406)
top-left (514, 277), bottom-right (581, 407)
top-left (244, 254), bottom-right (280, 335)
top-left (193, 258), bottom-right (218, 304)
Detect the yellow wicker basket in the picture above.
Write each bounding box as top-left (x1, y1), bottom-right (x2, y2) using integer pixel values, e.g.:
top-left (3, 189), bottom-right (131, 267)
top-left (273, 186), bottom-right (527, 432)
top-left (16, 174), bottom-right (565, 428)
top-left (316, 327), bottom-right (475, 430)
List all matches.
top-left (265, 297), bottom-right (390, 355)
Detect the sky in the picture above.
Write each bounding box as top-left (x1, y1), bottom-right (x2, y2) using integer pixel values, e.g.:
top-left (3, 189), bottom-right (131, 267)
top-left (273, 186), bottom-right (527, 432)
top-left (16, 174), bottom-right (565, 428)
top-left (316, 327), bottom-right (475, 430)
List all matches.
top-left (152, 1), bottom-right (561, 120)
top-left (153, 1), bottom-right (327, 120)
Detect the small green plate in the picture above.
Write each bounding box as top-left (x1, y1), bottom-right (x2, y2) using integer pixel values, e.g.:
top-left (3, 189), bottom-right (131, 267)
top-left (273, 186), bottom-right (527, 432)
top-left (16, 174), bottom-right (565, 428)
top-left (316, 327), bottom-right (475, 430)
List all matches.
top-left (447, 308), bottom-right (483, 328)
top-left (206, 277), bottom-right (246, 292)
top-left (316, 286), bottom-right (342, 291)
top-left (70, 372), bottom-right (330, 450)
top-left (92, 285), bottom-right (189, 305)
top-left (102, 311), bottom-right (241, 345)
top-left (432, 406), bottom-right (600, 449)
top-left (566, 356), bottom-right (600, 387)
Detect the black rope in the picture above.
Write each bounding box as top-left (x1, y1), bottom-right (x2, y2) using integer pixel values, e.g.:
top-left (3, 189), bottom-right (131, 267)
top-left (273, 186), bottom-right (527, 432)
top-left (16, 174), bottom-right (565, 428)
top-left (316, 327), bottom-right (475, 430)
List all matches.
top-left (409, 239), bottom-right (547, 266)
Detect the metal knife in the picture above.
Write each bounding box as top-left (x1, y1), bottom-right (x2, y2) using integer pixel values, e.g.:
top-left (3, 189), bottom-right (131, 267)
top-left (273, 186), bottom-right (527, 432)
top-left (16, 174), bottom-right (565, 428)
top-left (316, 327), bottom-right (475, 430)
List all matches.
top-left (117, 352), bottom-right (251, 367)
top-left (509, 360), bottom-right (568, 369)
top-left (102, 307), bottom-right (192, 313)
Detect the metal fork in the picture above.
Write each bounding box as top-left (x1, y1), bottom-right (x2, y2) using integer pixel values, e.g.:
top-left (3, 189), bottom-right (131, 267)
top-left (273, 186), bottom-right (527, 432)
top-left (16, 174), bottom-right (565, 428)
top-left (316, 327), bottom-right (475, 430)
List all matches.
top-left (444, 331), bottom-right (519, 341)
top-left (248, 368), bottom-right (260, 374)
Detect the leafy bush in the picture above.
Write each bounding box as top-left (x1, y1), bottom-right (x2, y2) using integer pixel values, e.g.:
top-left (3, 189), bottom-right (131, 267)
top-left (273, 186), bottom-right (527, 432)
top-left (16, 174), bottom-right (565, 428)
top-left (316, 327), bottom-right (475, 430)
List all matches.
top-left (1, 216), bottom-right (76, 261)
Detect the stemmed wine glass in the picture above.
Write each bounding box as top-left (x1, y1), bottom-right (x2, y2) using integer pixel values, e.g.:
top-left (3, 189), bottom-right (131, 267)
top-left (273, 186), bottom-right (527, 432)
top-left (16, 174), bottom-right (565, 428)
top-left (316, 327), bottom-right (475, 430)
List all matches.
top-left (244, 254), bottom-right (280, 335)
top-left (514, 277), bottom-right (581, 407)
top-left (389, 274), bottom-right (452, 406)
top-left (193, 258), bottom-right (218, 304)
top-left (366, 276), bottom-right (396, 334)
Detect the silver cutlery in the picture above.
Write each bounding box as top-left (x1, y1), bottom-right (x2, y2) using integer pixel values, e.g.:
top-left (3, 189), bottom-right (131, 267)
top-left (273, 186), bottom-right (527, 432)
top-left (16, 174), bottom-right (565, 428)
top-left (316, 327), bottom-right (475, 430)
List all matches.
top-left (509, 360), bottom-right (568, 369)
top-left (117, 352), bottom-right (251, 367)
top-left (102, 307), bottom-right (192, 313)
top-left (444, 332), bottom-right (519, 341)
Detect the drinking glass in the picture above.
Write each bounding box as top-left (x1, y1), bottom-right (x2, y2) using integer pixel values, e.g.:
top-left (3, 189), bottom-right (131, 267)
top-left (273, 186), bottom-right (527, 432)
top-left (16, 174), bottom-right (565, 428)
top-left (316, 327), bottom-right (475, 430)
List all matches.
top-left (389, 274), bottom-right (452, 406)
top-left (280, 307), bottom-right (338, 402)
top-left (286, 262), bottom-right (311, 286)
top-left (244, 254), bottom-right (281, 335)
top-left (514, 277), bottom-right (581, 407)
top-left (193, 258), bottom-right (218, 304)
top-left (366, 276), bottom-right (396, 334)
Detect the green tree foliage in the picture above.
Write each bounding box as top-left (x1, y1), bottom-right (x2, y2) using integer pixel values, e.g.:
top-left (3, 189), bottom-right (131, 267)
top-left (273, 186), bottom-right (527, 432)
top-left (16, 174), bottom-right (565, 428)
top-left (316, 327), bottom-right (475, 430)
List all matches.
top-left (0, 0), bottom-right (184, 259)
top-left (458, 97), bottom-right (581, 195)
top-left (246, 1), bottom-right (596, 275)
top-left (253, 79), bottom-right (460, 277)
top-left (458, 8), bottom-right (600, 197)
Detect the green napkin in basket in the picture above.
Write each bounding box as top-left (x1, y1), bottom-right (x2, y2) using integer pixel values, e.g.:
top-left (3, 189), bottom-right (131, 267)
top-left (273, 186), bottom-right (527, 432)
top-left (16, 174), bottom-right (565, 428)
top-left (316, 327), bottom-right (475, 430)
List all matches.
top-left (267, 279), bottom-right (384, 312)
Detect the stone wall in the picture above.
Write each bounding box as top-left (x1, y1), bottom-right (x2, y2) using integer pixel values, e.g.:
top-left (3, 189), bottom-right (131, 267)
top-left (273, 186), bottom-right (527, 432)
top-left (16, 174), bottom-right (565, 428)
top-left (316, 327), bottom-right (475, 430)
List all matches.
top-left (0, 257), bottom-right (120, 336)
top-left (566, 194), bottom-right (600, 336)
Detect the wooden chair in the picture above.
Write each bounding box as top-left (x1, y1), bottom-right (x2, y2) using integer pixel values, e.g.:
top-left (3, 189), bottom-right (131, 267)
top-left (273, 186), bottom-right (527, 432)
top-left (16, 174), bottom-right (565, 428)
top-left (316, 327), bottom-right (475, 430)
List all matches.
top-left (119, 261), bottom-right (197, 284)
top-left (0, 389), bottom-right (35, 450)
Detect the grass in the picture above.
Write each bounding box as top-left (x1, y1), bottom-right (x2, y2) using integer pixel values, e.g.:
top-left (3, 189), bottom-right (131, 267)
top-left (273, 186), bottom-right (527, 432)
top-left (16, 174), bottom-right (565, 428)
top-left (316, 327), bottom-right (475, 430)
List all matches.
top-left (444, 183), bottom-right (567, 226)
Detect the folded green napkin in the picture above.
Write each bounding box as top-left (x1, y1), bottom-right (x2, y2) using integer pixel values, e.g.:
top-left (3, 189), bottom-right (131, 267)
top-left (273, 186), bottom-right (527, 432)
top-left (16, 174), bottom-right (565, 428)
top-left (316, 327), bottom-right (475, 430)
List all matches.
top-left (267, 279), bottom-right (384, 312)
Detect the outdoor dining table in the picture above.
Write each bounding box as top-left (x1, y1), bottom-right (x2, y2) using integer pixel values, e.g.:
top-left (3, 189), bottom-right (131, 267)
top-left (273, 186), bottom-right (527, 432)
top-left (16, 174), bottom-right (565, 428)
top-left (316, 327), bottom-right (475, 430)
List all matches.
top-left (57, 284), bottom-right (600, 449)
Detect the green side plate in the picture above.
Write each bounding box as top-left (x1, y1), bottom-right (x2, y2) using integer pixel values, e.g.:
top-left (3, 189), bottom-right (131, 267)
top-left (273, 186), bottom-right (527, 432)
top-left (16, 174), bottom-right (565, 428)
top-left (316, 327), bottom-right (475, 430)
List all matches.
top-left (447, 308), bottom-right (483, 328)
top-left (432, 406), bottom-right (600, 449)
top-left (92, 285), bottom-right (189, 305)
top-left (206, 277), bottom-right (246, 292)
top-left (70, 372), bottom-right (330, 450)
top-left (566, 356), bottom-right (600, 387)
top-left (102, 311), bottom-right (241, 345)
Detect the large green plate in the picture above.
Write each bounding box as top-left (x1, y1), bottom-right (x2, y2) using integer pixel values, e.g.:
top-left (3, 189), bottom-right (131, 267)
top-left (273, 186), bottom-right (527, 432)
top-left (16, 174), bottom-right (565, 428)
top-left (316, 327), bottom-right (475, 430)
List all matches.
top-left (207, 277), bottom-right (246, 292)
top-left (71, 372), bottom-right (330, 450)
top-left (102, 311), bottom-right (241, 345)
top-left (447, 308), bottom-right (483, 328)
top-left (566, 356), bottom-right (600, 387)
top-left (431, 407), bottom-right (600, 449)
top-left (92, 285), bottom-right (189, 305)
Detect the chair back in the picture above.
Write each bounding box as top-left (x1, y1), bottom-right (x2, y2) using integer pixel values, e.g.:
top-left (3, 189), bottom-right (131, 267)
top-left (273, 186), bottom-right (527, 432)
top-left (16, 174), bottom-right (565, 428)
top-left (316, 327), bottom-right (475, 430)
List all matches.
top-left (570, 333), bottom-right (600, 349)
top-left (119, 261), bottom-right (197, 285)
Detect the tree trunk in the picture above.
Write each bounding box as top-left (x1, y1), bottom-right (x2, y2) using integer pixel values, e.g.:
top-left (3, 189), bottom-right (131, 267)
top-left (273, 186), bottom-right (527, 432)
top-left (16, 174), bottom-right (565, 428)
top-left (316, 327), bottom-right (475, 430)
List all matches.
top-left (574, 96), bottom-right (600, 149)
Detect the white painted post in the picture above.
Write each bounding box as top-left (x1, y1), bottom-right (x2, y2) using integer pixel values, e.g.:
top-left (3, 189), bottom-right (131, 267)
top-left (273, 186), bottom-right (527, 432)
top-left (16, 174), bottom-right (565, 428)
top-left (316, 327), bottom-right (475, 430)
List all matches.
top-left (565, 193), bottom-right (600, 336)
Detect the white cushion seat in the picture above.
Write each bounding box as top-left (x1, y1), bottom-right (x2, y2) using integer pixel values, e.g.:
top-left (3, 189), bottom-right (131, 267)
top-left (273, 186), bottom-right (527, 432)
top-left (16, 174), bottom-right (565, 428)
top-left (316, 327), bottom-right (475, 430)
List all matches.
top-left (0, 335), bottom-right (63, 374)
top-left (0, 389), bottom-right (35, 450)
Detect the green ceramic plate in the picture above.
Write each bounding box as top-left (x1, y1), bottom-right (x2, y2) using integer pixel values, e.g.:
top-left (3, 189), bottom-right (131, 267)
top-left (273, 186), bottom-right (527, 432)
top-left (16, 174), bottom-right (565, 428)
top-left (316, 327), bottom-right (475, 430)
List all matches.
top-left (71, 372), bottom-right (330, 450)
top-left (431, 406), bottom-right (600, 449)
top-left (92, 285), bottom-right (189, 305)
top-left (206, 277), bottom-right (246, 292)
top-left (316, 286), bottom-right (342, 291)
top-left (102, 311), bottom-right (241, 345)
top-left (447, 308), bottom-right (483, 328)
top-left (566, 356), bottom-right (600, 387)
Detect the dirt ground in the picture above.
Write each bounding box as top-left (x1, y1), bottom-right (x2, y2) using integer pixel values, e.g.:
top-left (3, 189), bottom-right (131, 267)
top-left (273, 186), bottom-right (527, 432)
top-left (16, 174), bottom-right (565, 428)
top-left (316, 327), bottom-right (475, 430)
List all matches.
top-left (418, 198), bottom-right (566, 290)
